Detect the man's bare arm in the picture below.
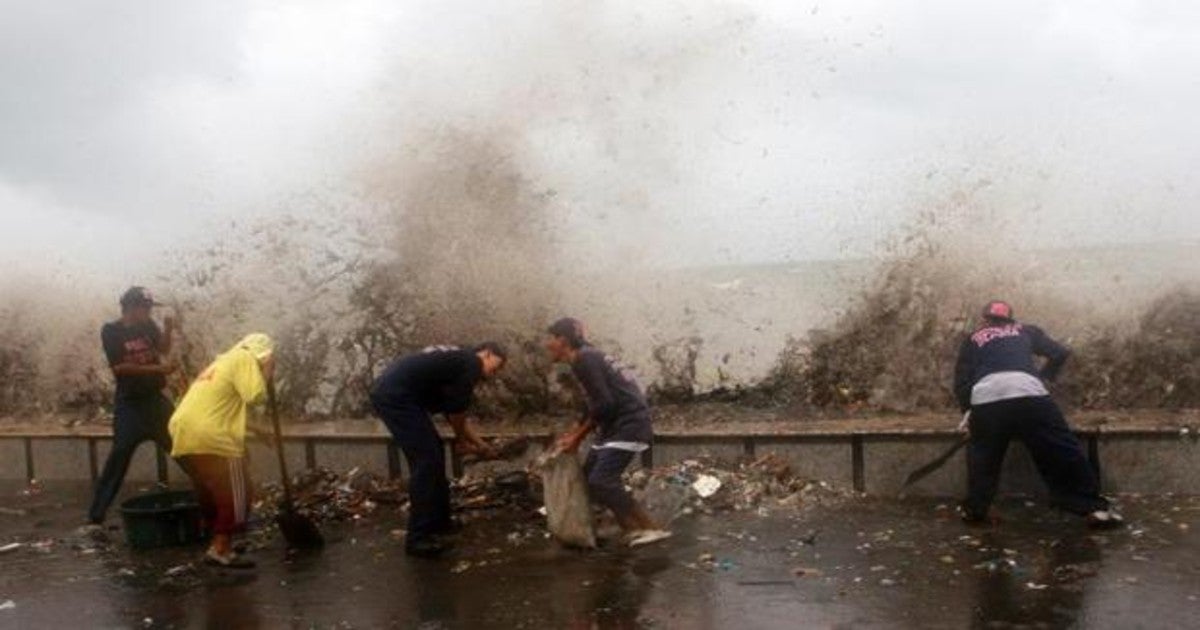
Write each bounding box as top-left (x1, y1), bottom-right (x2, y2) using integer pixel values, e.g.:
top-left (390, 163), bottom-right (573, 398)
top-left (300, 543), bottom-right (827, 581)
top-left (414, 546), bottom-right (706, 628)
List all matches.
top-left (558, 418), bottom-right (597, 452)
top-left (446, 413), bottom-right (491, 455)
top-left (111, 362), bottom-right (176, 376)
top-left (158, 316), bottom-right (176, 357)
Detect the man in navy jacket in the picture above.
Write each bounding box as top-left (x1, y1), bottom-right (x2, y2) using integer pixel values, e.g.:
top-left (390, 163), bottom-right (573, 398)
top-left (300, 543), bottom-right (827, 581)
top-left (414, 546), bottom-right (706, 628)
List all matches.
top-left (953, 301), bottom-right (1122, 529)
top-left (370, 343), bottom-right (506, 557)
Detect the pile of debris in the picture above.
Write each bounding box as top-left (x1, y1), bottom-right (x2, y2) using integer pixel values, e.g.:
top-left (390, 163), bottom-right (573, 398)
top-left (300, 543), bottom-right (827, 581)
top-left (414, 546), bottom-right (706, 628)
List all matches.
top-left (246, 450), bottom-right (843, 548)
top-left (253, 436), bottom-right (533, 525)
top-left (631, 453), bottom-right (847, 520)
top-left (255, 466), bottom-right (409, 525)
top-left (454, 470), bottom-right (541, 512)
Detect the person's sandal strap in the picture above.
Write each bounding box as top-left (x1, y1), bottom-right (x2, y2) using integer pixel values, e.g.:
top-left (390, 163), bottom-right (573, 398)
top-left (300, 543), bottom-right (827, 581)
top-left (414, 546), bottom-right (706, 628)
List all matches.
top-left (205, 550), bottom-right (256, 569)
top-left (629, 530), bottom-right (673, 547)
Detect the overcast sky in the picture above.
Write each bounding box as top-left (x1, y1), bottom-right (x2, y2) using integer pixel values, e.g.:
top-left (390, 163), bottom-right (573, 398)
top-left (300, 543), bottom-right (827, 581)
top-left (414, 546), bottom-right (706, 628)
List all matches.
top-left (2, 0), bottom-right (1199, 281)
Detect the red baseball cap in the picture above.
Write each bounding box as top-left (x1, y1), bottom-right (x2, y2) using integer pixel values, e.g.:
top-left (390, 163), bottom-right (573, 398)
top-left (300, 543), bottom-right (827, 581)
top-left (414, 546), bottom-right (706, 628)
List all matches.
top-left (982, 300), bottom-right (1014, 321)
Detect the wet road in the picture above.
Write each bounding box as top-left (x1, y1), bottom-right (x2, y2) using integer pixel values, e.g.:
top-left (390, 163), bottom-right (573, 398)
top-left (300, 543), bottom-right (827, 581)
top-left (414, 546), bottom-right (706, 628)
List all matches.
top-left (1, 481), bottom-right (1198, 629)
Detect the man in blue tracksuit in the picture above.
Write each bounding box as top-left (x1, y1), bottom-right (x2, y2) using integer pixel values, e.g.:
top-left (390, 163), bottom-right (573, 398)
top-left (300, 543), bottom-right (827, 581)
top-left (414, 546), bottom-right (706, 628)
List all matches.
top-left (547, 317), bottom-right (671, 547)
top-left (369, 343), bottom-right (506, 557)
top-left (953, 300), bottom-right (1122, 528)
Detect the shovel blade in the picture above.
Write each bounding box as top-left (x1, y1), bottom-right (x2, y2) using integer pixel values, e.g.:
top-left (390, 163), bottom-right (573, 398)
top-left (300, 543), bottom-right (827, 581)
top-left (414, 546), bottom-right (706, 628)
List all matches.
top-left (902, 437), bottom-right (969, 489)
top-left (276, 506), bottom-right (324, 549)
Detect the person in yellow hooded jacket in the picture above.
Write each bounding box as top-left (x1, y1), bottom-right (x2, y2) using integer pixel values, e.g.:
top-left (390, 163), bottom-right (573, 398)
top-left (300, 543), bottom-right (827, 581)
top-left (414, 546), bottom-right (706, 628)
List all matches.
top-left (169, 333), bottom-right (275, 569)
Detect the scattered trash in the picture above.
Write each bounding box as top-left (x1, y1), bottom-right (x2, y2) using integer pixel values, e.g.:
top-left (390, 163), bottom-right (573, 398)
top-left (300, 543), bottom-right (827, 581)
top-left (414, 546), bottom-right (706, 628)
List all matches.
top-left (0, 542), bottom-right (22, 554)
top-left (692, 475), bottom-right (722, 498)
top-left (1026, 582), bottom-right (1049, 590)
top-left (1054, 563), bottom-right (1099, 584)
top-left (629, 453), bottom-right (848, 515)
top-left (461, 436), bottom-right (533, 466)
top-left (792, 567), bottom-right (823, 577)
top-left (695, 553), bottom-right (737, 572)
top-left (973, 558), bottom-right (1018, 573)
top-left (0, 507), bottom-right (28, 516)
top-left (164, 564), bottom-right (193, 577)
top-left (0, 601), bottom-right (14, 612)
top-left (257, 466), bottom-right (408, 525)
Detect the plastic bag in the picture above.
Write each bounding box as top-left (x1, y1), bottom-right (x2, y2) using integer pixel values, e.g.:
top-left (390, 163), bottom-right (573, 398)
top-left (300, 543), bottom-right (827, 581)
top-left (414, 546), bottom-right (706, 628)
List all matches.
top-left (537, 450), bottom-right (596, 548)
top-left (637, 475), bottom-right (693, 526)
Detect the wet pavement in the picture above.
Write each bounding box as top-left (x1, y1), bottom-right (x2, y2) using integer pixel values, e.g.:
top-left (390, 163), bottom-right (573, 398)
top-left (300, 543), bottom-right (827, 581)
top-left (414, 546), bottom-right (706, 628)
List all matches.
top-left (2, 481), bottom-right (1198, 629)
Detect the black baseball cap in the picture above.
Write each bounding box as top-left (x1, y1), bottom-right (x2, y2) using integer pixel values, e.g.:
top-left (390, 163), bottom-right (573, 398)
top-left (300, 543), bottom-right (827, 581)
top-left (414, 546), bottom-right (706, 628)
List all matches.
top-left (119, 286), bottom-right (163, 309)
top-left (547, 317), bottom-right (587, 348)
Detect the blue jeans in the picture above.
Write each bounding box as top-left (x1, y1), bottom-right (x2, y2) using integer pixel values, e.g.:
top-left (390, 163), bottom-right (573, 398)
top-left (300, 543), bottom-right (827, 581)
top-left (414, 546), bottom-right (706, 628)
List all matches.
top-left (88, 394), bottom-right (174, 523)
top-left (371, 394), bottom-right (450, 546)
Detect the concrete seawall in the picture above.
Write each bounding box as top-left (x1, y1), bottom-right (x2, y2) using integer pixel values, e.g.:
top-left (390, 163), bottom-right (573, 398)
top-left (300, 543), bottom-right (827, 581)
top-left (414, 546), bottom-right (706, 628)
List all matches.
top-left (3, 409), bottom-right (1197, 497)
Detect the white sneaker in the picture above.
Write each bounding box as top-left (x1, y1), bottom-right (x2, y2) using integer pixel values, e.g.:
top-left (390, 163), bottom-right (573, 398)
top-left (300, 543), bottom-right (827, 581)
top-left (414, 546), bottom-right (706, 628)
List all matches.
top-left (1086, 510), bottom-right (1125, 529)
top-left (628, 529), bottom-right (673, 547)
top-left (76, 523), bottom-right (107, 541)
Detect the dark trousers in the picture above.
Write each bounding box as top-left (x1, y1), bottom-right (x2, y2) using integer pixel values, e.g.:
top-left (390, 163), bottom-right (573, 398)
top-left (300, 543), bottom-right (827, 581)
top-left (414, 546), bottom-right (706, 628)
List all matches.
top-left (372, 395), bottom-right (450, 546)
top-left (88, 394), bottom-right (174, 523)
top-left (583, 448), bottom-right (637, 519)
top-left (964, 396), bottom-right (1108, 517)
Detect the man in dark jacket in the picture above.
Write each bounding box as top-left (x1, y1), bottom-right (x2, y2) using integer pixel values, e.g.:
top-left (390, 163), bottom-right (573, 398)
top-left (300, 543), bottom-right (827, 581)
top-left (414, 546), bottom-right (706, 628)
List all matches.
top-left (953, 300), bottom-right (1121, 528)
top-left (87, 287), bottom-right (179, 527)
top-left (547, 318), bottom-right (671, 547)
top-left (369, 343), bottom-right (506, 557)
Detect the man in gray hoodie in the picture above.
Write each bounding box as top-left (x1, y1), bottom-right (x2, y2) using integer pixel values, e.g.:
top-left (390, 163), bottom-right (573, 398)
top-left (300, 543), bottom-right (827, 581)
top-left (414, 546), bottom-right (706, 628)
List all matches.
top-left (546, 317), bottom-right (671, 547)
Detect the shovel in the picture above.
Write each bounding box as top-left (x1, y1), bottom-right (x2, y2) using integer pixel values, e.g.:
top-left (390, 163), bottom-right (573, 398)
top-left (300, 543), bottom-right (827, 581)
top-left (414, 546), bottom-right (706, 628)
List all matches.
top-left (266, 381), bottom-right (324, 549)
top-left (902, 435), bottom-right (969, 489)
top-left (901, 406), bottom-right (974, 490)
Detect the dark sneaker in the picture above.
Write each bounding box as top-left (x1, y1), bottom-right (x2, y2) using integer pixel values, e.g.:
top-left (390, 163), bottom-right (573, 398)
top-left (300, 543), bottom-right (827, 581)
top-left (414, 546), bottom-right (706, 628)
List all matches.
top-left (433, 519), bottom-right (464, 535)
top-left (958, 504), bottom-right (995, 525)
top-left (1086, 510), bottom-right (1125, 530)
top-left (405, 538), bottom-right (451, 558)
top-left (204, 549), bottom-right (256, 569)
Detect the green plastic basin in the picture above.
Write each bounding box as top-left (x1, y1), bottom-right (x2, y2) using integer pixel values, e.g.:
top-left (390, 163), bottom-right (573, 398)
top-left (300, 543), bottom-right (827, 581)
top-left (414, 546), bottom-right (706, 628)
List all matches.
top-left (119, 490), bottom-right (206, 550)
